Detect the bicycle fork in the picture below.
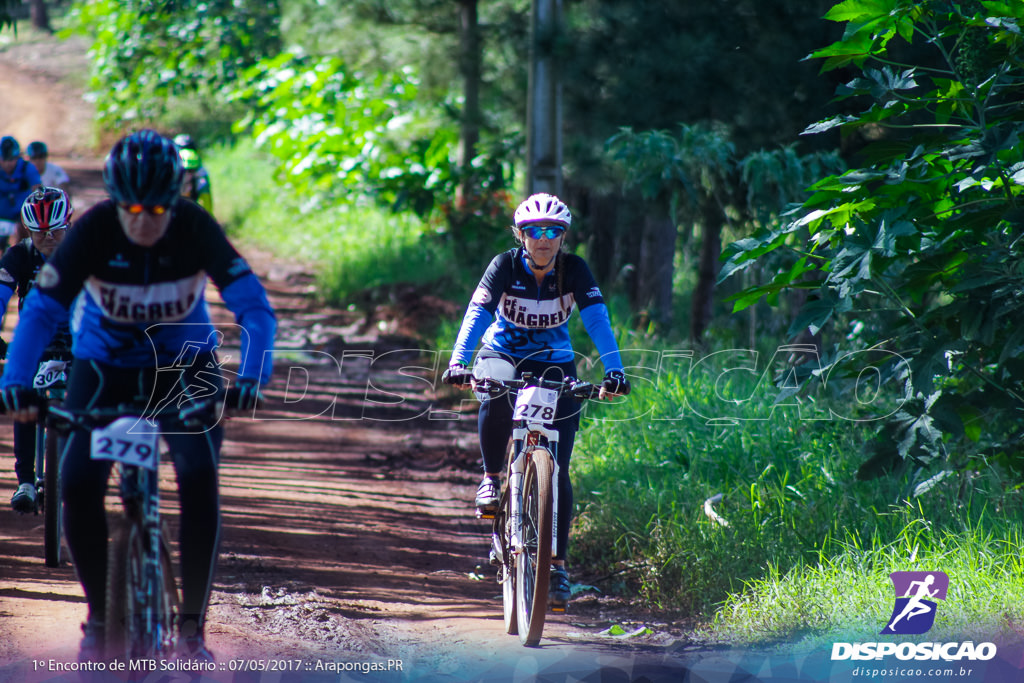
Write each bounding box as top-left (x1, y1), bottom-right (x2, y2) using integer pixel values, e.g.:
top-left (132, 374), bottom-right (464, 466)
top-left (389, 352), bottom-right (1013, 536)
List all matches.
top-left (507, 431), bottom-right (560, 559)
top-left (121, 467), bottom-right (167, 657)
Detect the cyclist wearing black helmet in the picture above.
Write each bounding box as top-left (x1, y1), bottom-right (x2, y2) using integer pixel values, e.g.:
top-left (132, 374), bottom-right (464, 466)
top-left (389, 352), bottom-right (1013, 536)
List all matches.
top-left (0, 136), bottom-right (42, 251)
top-left (3, 187), bottom-right (73, 513)
top-left (441, 192), bottom-right (631, 610)
top-left (0, 130), bottom-right (277, 663)
top-left (26, 141), bottom-right (71, 194)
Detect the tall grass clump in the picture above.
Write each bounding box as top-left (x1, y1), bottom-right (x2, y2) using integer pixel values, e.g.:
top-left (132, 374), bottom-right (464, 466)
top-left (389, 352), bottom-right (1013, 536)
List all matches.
top-left (205, 140), bottom-right (452, 305)
top-left (570, 343), bottom-right (1024, 642)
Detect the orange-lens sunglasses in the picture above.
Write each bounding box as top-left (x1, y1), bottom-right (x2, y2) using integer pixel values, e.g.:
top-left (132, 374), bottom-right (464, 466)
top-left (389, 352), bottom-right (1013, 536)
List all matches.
top-left (120, 203), bottom-right (168, 216)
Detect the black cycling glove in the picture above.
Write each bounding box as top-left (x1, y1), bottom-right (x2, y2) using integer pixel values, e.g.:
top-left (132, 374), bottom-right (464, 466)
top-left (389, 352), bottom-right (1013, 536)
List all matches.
top-left (0, 385), bottom-right (38, 414)
top-left (226, 379), bottom-right (263, 412)
top-left (442, 364), bottom-right (474, 386)
top-left (602, 370), bottom-right (631, 396)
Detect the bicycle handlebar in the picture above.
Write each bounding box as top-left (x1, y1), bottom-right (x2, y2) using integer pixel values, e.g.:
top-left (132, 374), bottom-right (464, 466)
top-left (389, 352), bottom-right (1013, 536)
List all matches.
top-left (472, 373), bottom-right (602, 400)
top-left (42, 397), bottom-right (222, 432)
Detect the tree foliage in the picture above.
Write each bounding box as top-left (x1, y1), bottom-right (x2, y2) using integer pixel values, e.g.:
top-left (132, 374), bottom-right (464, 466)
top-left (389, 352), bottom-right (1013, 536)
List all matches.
top-left (231, 51), bottom-right (457, 217)
top-left (722, 0), bottom-right (1024, 483)
top-left (64, 0), bottom-right (281, 129)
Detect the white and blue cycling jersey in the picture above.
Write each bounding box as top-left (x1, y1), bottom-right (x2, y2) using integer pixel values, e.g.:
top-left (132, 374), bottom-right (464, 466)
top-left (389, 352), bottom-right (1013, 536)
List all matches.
top-left (452, 247), bottom-right (623, 372)
top-left (0, 198), bottom-right (275, 388)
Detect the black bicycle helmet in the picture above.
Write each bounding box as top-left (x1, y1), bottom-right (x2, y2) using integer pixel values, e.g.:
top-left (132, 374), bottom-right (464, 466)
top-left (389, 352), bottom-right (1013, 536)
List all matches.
top-left (103, 129), bottom-right (183, 207)
top-left (0, 136), bottom-right (20, 161)
top-left (26, 141), bottom-right (48, 159)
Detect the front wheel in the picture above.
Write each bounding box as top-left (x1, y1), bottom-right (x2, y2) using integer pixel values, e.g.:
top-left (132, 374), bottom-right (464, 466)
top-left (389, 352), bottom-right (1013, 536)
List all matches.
top-left (106, 517), bottom-right (180, 659)
top-left (515, 448), bottom-right (553, 646)
top-left (43, 429), bottom-right (62, 567)
top-left (493, 485), bottom-right (517, 635)
top-left (106, 516), bottom-right (144, 659)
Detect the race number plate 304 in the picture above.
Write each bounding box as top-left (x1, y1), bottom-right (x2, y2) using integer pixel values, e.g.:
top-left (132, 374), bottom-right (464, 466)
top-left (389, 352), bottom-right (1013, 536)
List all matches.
top-left (90, 417), bottom-right (160, 470)
top-left (33, 360), bottom-right (68, 389)
top-left (513, 386), bottom-right (558, 423)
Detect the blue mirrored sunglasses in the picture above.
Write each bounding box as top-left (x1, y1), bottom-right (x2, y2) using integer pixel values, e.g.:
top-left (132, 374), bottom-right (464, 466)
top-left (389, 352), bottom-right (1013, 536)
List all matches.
top-left (522, 226), bottom-right (565, 240)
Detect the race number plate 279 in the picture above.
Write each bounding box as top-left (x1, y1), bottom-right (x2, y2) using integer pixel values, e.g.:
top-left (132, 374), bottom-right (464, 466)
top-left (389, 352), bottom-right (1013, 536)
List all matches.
top-left (90, 417), bottom-right (160, 470)
top-left (513, 386), bottom-right (558, 423)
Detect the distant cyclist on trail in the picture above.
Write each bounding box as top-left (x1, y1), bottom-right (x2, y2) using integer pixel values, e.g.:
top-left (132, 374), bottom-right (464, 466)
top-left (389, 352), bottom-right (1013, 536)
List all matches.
top-left (26, 141), bottom-right (71, 195)
top-left (0, 136), bottom-right (42, 252)
top-left (0, 130), bottom-right (277, 663)
top-left (2, 187), bottom-right (73, 514)
top-left (174, 134), bottom-right (213, 214)
top-left (441, 192), bottom-right (631, 610)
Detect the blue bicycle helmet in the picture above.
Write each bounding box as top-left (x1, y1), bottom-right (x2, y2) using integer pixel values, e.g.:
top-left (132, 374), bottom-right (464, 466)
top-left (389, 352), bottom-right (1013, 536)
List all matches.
top-left (0, 136), bottom-right (20, 161)
top-left (26, 141), bottom-right (48, 159)
top-left (103, 130), bottom-right (183, 207)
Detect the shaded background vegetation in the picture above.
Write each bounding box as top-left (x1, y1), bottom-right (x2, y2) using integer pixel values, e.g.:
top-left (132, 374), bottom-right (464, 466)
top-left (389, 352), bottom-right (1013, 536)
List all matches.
top-left (7, 0), bottom-right (1024, 643)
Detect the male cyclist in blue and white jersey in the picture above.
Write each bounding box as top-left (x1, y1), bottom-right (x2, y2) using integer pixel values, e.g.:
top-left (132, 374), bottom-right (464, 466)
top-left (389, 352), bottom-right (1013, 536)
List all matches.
top-left (441, 193), bottom-right (630, 610)
top-left (0, 130), bottom-right (277, 663)
top-left (2, 187), bottom-right (74, 513)
top-left (0, 136), bottom-right (42, 252)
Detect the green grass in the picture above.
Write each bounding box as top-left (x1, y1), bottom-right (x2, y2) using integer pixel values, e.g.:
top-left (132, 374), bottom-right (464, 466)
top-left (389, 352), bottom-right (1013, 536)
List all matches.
top-left (570, 344), bottom-right (1024, 643)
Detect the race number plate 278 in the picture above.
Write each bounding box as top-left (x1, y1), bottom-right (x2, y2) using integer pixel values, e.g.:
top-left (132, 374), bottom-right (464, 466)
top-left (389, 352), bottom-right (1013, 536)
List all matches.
top-left (90, 417), bottom-right (160, 470)
top-left (513, 386), bottom-right (558, 423)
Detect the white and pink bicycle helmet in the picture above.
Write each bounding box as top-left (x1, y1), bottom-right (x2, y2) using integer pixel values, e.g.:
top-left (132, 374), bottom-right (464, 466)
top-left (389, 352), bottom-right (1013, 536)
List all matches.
top-left (513, 193), bottom-right (572, 229)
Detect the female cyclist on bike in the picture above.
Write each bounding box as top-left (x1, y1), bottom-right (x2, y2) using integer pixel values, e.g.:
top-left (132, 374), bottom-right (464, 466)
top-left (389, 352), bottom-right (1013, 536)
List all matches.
top-left (0, 130), bottom-right (277, 663)
top-left (441, 192), bottom-right (630, 608)
top-left (2, 187), bottom-right (73, 513)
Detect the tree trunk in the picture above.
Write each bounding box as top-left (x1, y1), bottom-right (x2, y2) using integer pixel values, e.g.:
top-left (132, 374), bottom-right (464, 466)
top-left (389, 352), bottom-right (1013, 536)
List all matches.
top-left (637, 211), bottom-right (676, 332)
top-left (457, 0), bottom-right (480, 187)
top-left (30, 0), bottom-right (50, 32)
top-left (690, 202), bottom-right (723, 346)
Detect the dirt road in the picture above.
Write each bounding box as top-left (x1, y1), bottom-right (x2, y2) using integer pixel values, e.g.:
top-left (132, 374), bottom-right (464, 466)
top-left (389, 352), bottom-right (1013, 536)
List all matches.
top-left (0, 28), bottom-right (724, 683)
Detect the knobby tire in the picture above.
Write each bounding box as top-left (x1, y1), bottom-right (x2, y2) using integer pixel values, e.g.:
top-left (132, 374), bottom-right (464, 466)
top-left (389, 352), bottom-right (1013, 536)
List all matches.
top-left (105, 516), bottom-right (141, 660)
top-left (494, 485), bottom-right (518, 635)
top-left (105, 517), bottom-right (180, 659)
top-left (43, 428), bottom-right (62, 567)
top-left (515, 449), bottom-right (553, 646)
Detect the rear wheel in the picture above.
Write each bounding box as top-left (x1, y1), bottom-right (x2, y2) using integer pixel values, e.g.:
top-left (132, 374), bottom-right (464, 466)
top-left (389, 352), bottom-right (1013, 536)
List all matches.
top-left (515, 448), bottom-right (553, 646)
top-left (43, 429), bottom-right (62, 567)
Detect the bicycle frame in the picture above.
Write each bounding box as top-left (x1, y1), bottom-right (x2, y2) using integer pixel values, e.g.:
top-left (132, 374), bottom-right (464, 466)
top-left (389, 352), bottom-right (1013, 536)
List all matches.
top-left (45, 400), bottom-right (218, 660)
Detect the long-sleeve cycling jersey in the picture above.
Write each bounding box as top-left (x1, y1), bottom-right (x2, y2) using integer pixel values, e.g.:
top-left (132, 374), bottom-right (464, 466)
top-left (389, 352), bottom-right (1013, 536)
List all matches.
top-left (451, 247), bottom-right (623, 371)
top-left (0, 198), bottom-right (276, 388)
top-left (0, 159), bottom-right (41, 222)
top-left (0, 239), bottom-right (71, 350)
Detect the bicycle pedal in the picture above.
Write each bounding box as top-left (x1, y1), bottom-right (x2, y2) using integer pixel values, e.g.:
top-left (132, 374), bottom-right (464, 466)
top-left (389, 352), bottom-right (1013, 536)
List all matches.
top-left (550, 604), bottom-right (566, 613)
top-left (475, 508), bottom-right (496, 520)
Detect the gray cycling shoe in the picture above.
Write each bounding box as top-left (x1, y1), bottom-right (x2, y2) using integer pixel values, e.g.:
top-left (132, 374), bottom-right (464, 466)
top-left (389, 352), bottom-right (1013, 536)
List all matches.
top-left (78, 619), bottom-right (106, 663)
top-left (474, 476), bottom-right (501, 513)
top-left (175, 635), bottom-right (215, 663)
top-left (549, 564), bottom-right (571, 608)
top-left (11, 483), bottom-right (36, 513)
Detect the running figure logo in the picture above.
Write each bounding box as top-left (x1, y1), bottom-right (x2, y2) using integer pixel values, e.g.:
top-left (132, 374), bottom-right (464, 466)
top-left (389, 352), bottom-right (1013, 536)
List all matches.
top-left (881, 571), bottom-right (949, 635)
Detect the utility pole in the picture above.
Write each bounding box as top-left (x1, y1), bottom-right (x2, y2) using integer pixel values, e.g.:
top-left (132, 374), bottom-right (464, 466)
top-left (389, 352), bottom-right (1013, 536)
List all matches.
top-left (526, 0), bottom-right (562, 197)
